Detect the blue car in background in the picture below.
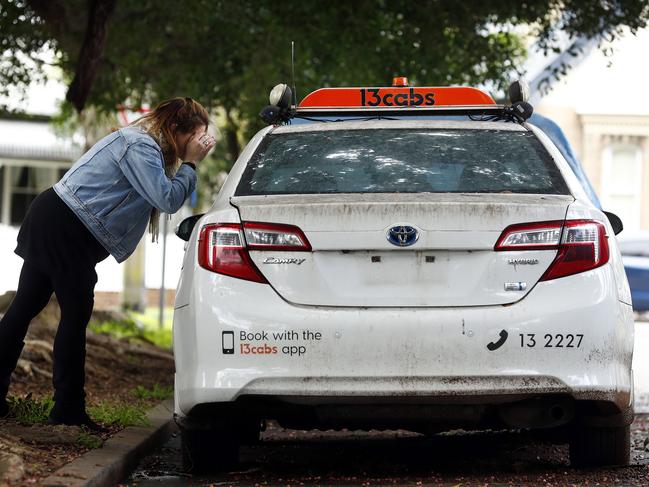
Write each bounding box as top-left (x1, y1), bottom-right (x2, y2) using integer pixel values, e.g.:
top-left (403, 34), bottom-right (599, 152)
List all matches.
top-left (619, 234), bottom-right (649, 312)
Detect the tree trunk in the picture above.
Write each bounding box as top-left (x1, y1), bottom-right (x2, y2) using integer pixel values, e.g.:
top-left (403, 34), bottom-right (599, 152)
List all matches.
top-left (66, 0), bottom-right (117, 112)
top-left (224, 108), bottom-right (241, 164)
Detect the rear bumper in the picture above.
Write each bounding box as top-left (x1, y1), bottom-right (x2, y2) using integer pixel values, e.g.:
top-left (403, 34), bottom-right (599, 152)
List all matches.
top-left (173, 264), bottom-right (634, 427)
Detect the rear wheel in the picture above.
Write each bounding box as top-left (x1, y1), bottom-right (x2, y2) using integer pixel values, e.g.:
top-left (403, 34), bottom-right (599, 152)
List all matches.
top-left (569, 424), bottom-right (630, 467)
top-left (180, 427), bottom-right (240, 473)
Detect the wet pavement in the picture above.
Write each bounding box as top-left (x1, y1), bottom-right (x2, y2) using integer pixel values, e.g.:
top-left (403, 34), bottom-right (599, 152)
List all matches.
top-left (125, 321), bottom-right (649, 486)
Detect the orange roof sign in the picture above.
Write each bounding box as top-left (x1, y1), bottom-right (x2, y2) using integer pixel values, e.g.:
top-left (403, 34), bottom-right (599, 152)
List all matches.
top-left (299, 86), bottom-right (496, 109)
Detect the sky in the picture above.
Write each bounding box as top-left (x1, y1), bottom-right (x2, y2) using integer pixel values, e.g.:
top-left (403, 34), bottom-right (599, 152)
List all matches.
top-left (533, 27), bottom-right (649, 114)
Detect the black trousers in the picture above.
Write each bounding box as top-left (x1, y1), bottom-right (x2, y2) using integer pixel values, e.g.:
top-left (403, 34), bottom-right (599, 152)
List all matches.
top-left (0, 255), bottom-right (98, 408)
top-left (1, 188), bottom-right (108, 410)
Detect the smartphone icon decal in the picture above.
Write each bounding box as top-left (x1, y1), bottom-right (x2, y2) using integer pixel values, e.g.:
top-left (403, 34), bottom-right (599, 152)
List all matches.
top-left (222, 331), bottom-right (235, 354)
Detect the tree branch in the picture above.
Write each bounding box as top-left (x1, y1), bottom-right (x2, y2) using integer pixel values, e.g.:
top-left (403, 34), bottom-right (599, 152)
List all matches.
top-left (66, 0), bottom-right (117, 112)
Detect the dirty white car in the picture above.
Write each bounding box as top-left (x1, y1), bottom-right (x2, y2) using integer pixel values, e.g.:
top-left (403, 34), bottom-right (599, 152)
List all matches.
top-left (173, 82), bottom-right (634, 471)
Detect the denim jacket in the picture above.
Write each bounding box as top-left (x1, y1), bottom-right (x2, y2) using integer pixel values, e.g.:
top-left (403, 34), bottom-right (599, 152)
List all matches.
top-left (54, 126), bottom-right (197, 263)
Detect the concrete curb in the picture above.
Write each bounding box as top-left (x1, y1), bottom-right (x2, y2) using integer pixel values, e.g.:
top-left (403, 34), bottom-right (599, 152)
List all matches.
top-left (41, 399), bottom-right (175, 487)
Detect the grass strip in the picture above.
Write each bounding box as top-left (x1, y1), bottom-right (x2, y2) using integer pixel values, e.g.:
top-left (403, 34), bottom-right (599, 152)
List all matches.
top-left (88, 401), bottom-right (151, 428)
top-left (133, 383), bottom-right (174, 401)
top-left (7, 393), bottom-right (154, 428)
top-left (8, 393), bottom-right (53, 424)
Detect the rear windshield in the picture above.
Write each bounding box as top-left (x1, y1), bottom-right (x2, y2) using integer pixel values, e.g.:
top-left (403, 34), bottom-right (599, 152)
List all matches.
top-left (235, 129), bottom-right (569, 196)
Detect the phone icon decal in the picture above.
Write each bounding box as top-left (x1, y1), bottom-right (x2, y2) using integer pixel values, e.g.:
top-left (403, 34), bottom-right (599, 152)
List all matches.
top-left (222, 331), bottom-right (235, 354)
top-left (487, 330), bottom-right (508, 351)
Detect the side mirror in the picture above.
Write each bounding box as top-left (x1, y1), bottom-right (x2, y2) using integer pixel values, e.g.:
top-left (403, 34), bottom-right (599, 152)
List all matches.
top-left (175, 213), bottom-right (205, 241)
top-left (603, 211), bottom-right (623, 235)
top-left (508, 79), bottom-right (530, 103)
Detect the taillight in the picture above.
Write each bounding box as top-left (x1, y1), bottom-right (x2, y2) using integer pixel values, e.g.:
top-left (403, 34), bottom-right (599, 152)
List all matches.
top-left (495, 219), bottom-right (609, 281)
top-left (198, 224), bottom-right (267, 283)
top-left (494, 220), bottom-right (564, 251)
top-left (197, 222), bottom-right (312, 282)
top-left (540, 220), bottom-right (609, 280)
top-left (243, 222), bottom-right (311, 251)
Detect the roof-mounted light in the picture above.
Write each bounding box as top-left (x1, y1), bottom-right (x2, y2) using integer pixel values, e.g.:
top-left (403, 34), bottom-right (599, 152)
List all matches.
top-left (269, 83), bottom-right (292, 108)
top-left (392, 77), bottom-right (409, 87)
top-left (508, 79), bottom-right (530, 103)
top-left (260, 83), bottom-right (295, 125)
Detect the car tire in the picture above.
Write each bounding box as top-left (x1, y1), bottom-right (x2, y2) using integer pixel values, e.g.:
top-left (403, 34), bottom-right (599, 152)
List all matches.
top-left (180, 427), bottom-right (240, 473)
top-left (569, 424), bottom-right (630, 467)
top-left (239, 420), bottom-right (263, 444)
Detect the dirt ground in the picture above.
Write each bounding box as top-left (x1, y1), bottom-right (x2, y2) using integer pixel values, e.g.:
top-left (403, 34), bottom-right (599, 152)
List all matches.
top-left (0, 293), bottom-right (174, 487)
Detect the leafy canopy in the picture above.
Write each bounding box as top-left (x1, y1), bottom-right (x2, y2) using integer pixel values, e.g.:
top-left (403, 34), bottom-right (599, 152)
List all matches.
top-left (1, 0), bottom-right (648, 147)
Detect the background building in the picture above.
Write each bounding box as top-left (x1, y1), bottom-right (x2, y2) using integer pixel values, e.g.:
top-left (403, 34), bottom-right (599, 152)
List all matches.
top-left (534, 28), bottom-right (649, 233)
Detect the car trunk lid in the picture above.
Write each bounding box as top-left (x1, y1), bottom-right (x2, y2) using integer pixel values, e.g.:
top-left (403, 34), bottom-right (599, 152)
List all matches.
top-left (231, 193), bottom-right (573, 307)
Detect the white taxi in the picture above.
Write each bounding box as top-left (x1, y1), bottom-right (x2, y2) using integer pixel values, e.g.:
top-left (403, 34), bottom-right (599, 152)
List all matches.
top-left (173, 79), bottom-right (634, 472)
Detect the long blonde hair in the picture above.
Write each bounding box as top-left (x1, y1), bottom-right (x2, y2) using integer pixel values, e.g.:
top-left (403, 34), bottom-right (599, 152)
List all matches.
top-left (130, 97), bottom-right (210, 241)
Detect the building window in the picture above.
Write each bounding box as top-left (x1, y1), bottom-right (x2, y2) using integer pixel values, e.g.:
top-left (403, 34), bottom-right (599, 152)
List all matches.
top-left (1, 164), bottom-right (67, 226)
top-left (601, 144), bottom-right (643, 231)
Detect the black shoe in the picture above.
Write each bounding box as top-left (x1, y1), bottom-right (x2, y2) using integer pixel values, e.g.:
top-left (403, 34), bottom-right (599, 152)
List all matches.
top-left (0, 398), bottom-right (9, 418)
top-left (48, 410), bottom-right (109, 433)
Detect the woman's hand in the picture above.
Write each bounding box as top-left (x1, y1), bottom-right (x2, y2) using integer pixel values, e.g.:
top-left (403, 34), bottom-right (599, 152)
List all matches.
top-left (184, 131), bottom-right (216, 163)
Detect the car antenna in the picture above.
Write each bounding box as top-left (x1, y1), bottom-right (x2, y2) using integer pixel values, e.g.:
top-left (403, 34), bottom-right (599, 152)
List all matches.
top-left (291, 41), bottom-right (298, 107)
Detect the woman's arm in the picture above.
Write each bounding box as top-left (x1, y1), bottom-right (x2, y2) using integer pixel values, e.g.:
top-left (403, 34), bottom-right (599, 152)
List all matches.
top-left (118, 141), bottom-right (197, 214)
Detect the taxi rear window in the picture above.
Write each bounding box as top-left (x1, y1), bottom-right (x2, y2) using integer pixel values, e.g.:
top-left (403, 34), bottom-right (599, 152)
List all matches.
top-left (235, 129), bottom-right (569, 196)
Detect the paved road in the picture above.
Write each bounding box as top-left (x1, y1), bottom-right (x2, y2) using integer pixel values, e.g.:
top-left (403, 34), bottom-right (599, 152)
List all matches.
top-left (126, 321), bottom-right (649, 486)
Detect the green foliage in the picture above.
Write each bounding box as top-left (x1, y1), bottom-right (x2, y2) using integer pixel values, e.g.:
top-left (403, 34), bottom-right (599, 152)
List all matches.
top-left (143, 328), bottom-right (172, 350)
top-left (88, 402), bottom-right (150, 427)
top-left (133, 383), bottom-right (174, 401)
top-left (128, 307), bottom-right (173, 332)
top-left (0, 0), bottom-right (51, 100)
top-left (3, 2), bottom-right (647, 109)
top-left (7, 394), bottom-right (54, 425)
top-left (88, 317), bottom-right (140, 339)
top-left (88, 316), bottom-right (172, 350)
top-left (76, 432), bottom-right (103, 449)
top-left (2, 0), bottom-right (648, 190)
top-left (126, 308), bottom-right (173, 349)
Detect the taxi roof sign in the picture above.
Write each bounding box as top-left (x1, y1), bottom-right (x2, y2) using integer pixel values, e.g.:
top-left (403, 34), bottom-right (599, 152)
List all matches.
top-left (298, 86), bottom-right (496, 109)
top-left (260, 79), bottom-right (531, 125)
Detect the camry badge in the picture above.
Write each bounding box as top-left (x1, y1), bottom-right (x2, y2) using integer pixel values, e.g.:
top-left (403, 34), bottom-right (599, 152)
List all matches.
top-left (263, 257), bottom-right (306, 265)
top-left (387, 225), bottom-right (419, 247)
top-left (508, 258), bottom-right (539, 266)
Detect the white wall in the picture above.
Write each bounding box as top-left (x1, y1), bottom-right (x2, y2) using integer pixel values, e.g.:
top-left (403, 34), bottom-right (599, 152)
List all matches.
top-left (0, 225), bottom-right (23, 294)
top-left (144, 231), bottom-right (188, 291)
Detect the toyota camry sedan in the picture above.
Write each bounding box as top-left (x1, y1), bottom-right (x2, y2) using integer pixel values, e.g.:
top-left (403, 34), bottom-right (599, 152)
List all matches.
top-left (172, 82), bottom-right (634, 472)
